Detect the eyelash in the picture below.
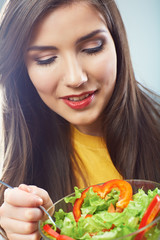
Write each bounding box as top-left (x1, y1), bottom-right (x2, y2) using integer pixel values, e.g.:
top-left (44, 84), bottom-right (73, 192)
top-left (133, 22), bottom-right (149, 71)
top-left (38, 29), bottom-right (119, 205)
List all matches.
top-left (36, 56), bottom-right (57, 65)
top-left (82, 41), bottom-right (104, 55)
top-left (35, 41), bottom-right (104, 66)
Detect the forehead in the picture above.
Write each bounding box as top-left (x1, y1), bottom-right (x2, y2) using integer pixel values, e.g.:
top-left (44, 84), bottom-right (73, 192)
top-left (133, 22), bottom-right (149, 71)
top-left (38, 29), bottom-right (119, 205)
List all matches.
top-left (29, 1), bottom-right (107, 44)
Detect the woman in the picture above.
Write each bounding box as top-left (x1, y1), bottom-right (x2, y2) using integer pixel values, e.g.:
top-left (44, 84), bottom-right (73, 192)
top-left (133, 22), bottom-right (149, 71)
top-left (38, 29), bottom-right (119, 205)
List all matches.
top-left (0, 0), bottom-right (159, 239)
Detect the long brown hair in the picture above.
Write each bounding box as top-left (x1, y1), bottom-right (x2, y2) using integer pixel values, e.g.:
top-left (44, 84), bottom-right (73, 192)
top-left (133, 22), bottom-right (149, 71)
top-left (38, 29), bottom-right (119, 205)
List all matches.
top-left (0, 0), bottom-right (159, 205)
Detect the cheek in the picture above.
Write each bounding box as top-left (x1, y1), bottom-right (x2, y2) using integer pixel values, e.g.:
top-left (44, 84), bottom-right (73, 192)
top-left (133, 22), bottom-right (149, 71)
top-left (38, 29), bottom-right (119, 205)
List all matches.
top-left (27, 67), bottom-right (57, 94)
top-left (103, 60), bottom-right (117, 86)
top-left (91, 53), bottom-right (117, 87)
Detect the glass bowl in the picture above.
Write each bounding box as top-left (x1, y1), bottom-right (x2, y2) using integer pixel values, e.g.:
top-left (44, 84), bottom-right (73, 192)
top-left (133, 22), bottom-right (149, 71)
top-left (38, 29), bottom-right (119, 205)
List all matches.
top-left (39, 179), bottom-right (160, 240)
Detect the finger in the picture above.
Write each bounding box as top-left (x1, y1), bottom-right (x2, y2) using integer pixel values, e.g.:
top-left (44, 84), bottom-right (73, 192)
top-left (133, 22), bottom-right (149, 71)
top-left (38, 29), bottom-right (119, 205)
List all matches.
top-left (4, 188), bottom-right (43, 207)
top-left (1, 217), bottom-right (38, 235)
top-left (6, 231), bottom-right (41, 240)
top-left (19, 184), bottom-right (53, 210)
top-left (18, 184), bottom-right (32, 193)
top-left (0, 202), bottom-right (43, 222)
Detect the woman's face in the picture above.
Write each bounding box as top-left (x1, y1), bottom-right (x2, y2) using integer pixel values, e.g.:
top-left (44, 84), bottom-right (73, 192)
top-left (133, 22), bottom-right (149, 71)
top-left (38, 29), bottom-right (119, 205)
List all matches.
top-left (26, 2), bottom-right (117, 135)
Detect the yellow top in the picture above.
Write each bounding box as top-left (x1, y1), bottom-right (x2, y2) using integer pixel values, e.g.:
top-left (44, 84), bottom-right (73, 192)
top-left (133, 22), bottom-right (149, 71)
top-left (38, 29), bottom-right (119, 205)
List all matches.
top-left (71, 126), bottom-right (122, 188)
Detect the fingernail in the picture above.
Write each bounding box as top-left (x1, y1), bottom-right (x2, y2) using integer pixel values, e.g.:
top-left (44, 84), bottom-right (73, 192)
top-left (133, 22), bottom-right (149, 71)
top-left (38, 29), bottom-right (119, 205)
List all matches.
top-left (4, 188), bottom-right (11, 195)
top-left (35, 197), bottom-right (43, 205)
top-left (26, 187), bottom-right (32, 193)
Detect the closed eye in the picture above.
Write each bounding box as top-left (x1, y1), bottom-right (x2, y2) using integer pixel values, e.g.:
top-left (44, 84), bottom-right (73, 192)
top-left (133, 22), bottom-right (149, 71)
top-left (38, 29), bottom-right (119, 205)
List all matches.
top-left (82, 39), bottom-right (104, 55)
top-left (35, 56), bottom-right (57, 65)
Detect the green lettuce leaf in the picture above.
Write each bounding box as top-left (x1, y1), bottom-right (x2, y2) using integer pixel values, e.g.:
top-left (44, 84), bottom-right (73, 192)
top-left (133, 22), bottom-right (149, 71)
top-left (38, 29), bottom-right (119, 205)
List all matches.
top-left (64, 186), bottom-right (84, 205)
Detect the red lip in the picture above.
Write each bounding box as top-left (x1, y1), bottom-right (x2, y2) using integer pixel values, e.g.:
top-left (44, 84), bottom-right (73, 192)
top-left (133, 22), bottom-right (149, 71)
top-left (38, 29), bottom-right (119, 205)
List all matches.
top-left (62, 91), bottom-right (96, 110)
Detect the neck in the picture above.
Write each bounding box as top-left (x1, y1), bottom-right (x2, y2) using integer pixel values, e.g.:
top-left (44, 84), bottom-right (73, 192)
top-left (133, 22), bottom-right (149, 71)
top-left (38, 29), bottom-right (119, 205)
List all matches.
top-left (73, 122), bottom-right (103, 137)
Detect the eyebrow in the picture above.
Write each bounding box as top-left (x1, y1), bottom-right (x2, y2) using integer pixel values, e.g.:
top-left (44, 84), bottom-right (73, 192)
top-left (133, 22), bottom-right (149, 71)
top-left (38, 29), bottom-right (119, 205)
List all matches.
top-left (27, 46), bottom-right (57, 52)
top-left (27, 29), bottom-right (107, 52)
top-left (76, 29), bottom-right (107, 44)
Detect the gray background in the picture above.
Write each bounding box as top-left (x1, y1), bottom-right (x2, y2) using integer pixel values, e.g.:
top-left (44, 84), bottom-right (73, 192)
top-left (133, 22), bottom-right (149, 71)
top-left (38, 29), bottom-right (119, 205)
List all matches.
top-left (0, 0), bottom-right (160, 93)
top-left (116, 0), bottom-right (160, 94)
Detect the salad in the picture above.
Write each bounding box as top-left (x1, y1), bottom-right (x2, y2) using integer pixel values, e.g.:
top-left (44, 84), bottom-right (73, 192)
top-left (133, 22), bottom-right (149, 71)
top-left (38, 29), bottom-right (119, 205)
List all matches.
top-left (41, 179), bottom-right (160, 240)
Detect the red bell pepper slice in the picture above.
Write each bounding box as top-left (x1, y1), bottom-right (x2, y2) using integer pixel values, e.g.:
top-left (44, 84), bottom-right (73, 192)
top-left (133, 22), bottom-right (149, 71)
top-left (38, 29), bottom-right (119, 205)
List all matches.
top-left (134, 194), bottom-right (160, 240)
top-left (43, 224), bottom-right (74, 240)
top-left (73, 179), bottom-right (133, 222)
top-left (58, 235), bottom-right (75, 240)
top-left (43, 224), bottom-right (59, 238)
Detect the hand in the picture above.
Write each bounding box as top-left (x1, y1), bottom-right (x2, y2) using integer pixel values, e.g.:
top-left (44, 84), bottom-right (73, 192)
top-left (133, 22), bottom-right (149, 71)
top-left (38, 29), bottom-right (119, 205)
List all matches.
top-left (0, 184), bottom-right (53, 240)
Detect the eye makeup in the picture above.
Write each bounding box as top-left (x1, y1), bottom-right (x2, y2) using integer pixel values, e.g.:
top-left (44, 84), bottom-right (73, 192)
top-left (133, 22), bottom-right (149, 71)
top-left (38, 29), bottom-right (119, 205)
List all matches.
top-left (35, 56), bottom-right (57, 65)
top-left (82, 39), bottom-right (105, 55)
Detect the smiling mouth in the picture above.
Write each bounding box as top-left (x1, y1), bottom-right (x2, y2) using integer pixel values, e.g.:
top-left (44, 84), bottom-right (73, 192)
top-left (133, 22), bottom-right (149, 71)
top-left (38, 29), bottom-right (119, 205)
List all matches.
top-left (62, 91), bottom-right (97, 109)
top-left (67, 93), bottom-right (91, 102)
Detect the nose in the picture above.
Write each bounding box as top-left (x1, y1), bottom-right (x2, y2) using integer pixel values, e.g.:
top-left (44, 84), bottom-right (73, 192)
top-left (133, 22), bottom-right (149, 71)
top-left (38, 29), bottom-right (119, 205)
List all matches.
top-left (62, 54), bottom-right (88, 88)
